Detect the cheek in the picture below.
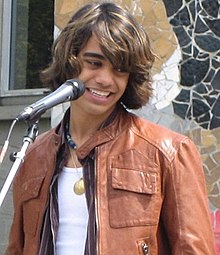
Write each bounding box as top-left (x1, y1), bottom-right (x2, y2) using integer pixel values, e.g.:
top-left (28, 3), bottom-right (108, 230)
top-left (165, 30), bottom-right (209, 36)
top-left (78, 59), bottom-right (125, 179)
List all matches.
top-left (78, 70), bottom-right (89, 82)
top-left (78, 66), bottom-right (95, 82)
top-left (118, 76), bottom-right (129, 94)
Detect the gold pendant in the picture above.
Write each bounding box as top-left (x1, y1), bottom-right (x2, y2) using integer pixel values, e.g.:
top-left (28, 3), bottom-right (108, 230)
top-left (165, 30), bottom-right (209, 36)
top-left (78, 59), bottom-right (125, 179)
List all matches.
top-left (73, 178), bottom-right (85, 195)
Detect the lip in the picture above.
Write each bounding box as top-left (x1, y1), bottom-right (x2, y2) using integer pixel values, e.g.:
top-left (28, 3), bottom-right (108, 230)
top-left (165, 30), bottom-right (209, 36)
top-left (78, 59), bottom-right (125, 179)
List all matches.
top-left (88, 88), bottom-right (111, 97)
top-left (84, 87), bottom-right (114, 104)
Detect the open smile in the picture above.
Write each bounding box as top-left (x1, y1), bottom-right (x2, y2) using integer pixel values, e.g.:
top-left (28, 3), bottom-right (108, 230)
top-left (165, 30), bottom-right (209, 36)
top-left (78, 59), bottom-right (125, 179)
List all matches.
top-left (87, 88), bottom-right (111, 98)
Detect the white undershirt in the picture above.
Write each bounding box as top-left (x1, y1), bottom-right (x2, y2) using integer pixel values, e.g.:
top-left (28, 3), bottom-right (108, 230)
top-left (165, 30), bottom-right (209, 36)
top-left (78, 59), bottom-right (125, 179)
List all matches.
top-left (55, 166), bottom-right (88, 255)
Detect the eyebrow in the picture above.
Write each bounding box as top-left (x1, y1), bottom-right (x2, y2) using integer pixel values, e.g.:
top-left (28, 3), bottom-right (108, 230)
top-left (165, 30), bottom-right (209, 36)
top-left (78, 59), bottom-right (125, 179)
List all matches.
top-left (83, 52), bottom-right (106, 61)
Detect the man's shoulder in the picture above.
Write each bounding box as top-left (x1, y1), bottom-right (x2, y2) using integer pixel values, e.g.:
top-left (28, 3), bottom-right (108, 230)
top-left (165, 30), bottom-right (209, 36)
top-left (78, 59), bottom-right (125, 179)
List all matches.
top-left (131, 114), bottom-right (192, 157)
top-left (132, 114), bottom-right (184, 138)
top-left (27, 127), bottom-right (61, 154)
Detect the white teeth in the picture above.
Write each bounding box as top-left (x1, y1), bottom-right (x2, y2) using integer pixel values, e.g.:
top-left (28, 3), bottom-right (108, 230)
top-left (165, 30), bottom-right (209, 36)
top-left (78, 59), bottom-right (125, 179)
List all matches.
top-left (89, 88), bottom-right (110, 97)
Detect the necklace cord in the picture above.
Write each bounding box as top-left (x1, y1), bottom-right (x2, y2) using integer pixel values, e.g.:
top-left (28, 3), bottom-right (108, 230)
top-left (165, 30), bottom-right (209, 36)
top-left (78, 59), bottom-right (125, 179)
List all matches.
top-left (65, 119), bottom-right (85, 195)
top-left (65, 120), bottom-right (77, 150)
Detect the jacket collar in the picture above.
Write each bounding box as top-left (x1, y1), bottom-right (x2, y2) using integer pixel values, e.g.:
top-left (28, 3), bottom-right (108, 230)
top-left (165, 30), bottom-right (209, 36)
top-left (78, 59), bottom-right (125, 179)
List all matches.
top-left (51, 104), bottom-right (133, 160)
top-left (74, 105), bottom-right (133, 159)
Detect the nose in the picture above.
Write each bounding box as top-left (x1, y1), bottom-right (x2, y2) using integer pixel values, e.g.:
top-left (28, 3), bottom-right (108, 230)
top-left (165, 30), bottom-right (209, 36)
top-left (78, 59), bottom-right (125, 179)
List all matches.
top-left (95, 66), bottom-right (114, 87)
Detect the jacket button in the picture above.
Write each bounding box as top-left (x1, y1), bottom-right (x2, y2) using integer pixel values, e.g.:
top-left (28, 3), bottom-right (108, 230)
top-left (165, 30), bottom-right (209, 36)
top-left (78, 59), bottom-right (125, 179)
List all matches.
top-left (54, 140), bottom-right (59, 146)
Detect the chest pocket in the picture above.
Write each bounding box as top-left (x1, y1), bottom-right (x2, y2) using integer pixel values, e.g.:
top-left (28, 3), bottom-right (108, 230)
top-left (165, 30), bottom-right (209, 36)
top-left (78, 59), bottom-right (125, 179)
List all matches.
top-left (22, 176), bottom-right (45, 237)
top-left (108, 150), bottom-right (161, 228)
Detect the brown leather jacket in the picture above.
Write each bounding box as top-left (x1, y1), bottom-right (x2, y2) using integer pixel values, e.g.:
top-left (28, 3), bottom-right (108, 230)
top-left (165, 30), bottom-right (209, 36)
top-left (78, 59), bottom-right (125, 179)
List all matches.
top-left (6, 107), bottom-right (216, 255)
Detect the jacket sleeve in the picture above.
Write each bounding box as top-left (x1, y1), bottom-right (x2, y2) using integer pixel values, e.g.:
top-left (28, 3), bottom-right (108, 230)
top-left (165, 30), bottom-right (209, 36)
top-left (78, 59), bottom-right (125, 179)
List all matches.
top-left (161, 137), bottom-right (216, 254)
top-left (5, 169), bottom-right (24, 255)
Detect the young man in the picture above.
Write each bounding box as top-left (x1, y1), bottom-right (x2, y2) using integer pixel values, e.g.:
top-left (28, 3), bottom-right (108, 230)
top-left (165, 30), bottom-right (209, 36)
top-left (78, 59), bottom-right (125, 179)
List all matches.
top-left (6, 2), bottom-right (216, 255)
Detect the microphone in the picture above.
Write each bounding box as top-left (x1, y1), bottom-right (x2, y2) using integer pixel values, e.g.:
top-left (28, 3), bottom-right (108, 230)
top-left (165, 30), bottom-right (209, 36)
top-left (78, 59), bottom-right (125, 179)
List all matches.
top-left (16, 79), bottom-right (85, 122)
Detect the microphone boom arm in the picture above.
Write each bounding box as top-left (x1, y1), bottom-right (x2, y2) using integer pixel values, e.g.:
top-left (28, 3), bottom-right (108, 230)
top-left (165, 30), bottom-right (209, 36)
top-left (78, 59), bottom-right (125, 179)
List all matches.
top-left (0, 123), bottom-right (39, 207)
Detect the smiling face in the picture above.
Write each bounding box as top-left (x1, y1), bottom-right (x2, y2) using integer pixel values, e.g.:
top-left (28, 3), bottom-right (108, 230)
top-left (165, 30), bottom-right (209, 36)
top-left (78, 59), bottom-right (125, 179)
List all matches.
top-left (71, 34), bottom-right (130, 120)
top-left (42, 2), bottom-right (154, 112)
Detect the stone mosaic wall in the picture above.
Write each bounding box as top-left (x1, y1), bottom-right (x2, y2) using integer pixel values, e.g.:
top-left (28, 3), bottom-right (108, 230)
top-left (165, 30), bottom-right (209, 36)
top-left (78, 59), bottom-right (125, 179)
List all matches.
top-left (55, 0), bottom-right (220, 251)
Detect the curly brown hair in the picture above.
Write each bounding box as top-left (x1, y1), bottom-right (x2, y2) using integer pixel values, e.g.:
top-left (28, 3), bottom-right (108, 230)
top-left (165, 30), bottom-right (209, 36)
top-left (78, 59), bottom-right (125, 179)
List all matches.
top-left (40, 2), bottom-right (155, 109)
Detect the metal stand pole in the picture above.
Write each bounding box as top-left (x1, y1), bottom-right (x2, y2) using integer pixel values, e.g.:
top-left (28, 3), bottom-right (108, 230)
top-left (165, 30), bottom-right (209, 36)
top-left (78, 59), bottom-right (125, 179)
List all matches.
top-left (0, 123), bottom-right (39, 207)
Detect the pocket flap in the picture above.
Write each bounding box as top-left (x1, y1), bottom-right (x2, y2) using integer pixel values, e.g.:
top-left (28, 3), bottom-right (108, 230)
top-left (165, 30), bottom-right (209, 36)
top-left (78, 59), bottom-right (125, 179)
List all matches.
top-left (21, 176), bottom-right (45, 201)
top-left (112, 168), bottom-right (157, 194)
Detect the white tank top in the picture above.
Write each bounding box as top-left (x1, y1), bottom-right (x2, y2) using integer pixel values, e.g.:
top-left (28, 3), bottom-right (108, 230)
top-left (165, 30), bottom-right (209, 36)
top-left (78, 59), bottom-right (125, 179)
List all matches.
top-left (55, 166), bottom-right (88, 255)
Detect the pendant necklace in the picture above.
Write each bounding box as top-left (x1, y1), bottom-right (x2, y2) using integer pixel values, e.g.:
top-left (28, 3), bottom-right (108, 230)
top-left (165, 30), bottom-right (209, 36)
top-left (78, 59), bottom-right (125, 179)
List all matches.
top-left (65, 121), bottom-right (85, 195)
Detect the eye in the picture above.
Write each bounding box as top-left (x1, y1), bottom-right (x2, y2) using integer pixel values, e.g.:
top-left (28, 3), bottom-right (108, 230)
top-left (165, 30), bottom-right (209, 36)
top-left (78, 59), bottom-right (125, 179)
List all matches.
top-left (89, 60), bottom-right (101, 66)
top-left (84, 59), bottom-right (102, 68)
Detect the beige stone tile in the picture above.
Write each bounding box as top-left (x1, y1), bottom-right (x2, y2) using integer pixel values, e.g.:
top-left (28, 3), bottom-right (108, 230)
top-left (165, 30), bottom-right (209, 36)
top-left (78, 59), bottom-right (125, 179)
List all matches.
top-left (210, 166), bottom-right (220, 183)
top-left (213, 151), bottom-right (220, 164)
top-left (209, 197), bottom-right (220, 209)
top-left (204, 155), bottom-right (218, 171)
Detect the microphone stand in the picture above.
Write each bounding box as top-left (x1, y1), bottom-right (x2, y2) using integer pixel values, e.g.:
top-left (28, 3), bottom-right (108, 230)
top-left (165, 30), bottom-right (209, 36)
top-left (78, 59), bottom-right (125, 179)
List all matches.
top-left (0, 122), bottom-right (39, 207)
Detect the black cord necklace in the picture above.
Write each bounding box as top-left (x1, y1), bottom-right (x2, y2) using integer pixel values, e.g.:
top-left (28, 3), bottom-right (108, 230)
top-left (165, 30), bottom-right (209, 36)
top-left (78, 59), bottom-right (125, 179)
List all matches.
top-left (64, 119), bottom-right (85, 195)
top-left (65, 120), bottom-right (77, 150)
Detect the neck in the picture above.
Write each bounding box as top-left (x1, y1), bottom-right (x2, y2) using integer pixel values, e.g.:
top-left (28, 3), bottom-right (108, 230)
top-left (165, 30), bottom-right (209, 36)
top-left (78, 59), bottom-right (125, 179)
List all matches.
top-left (68, 106), bottom-right (114, 147)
